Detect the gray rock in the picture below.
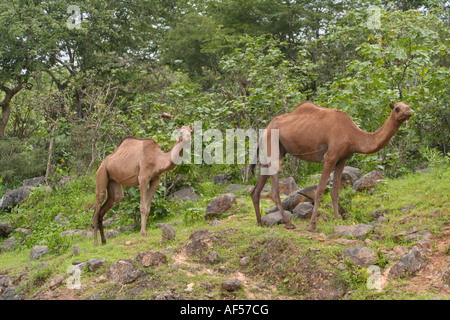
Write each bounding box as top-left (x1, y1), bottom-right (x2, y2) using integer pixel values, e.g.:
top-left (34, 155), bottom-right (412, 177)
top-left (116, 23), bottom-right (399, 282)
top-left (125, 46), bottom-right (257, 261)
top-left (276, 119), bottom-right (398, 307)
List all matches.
top-left (49, 274), bottom-right (65, 289)
top-left (160, 224), bottom-right (176, 242)
top-left (0, 222), bottom-right (13, 238)
top-left (329, 166), bottom-right (361, 187)
top-left (0, 236), bottom-right (16, 252)
top-left (213, 174), bottom-right (231, 185)
top-left (72, 245), bottom-right (80, 256)
top-left (385, 246), bottom-right (409, 261)
top-left (261, 210), bottom-right (292, 226)
top-left (0, 286), bottom-right (25, 300)
top-left (221, 278), bottom-right (242, 291)
top-left (278, 177), bottom-right (299, 195)
top-left (209, 219), bottom-right (222, 227)
top-left (401, 205), bottom-right (416, 213)
top-left (0, 186), bottom-right (33, 209)
top-left (266, 190), bottom-right (312, 214)
top-left (135, 250), bottom-right (167, 267)
top-left (54, 213), bottom-right (69, 226)
top-left (389, 247), bottom-right (425, 279)
top-left (239, 256), bottom-right (250, 266)
top-left (207, 251), bottom-right (219, 264)
top-left (404, 230), bottom-right (432, 242)
top-left (85, 258), bottom-right (106, 272)
top-left (170, 187), bottom-right (199, 202)
top-left (343, 246), bottom-right (376, 267)
top-left (30, 245), bottom-right (50, 260)
top-left (0, 275), bottom-right (14, 287)
top-left (106, 229), bottom-right (119, 239)
top-left (353, 170), bottom-right (384, 191)
top-left (292, 202), bottom-right (313, 219)
top-left (334, 224), bottom-right (373, 239)
top-left (205, 193), bottom-right (237, 219)
top-left (23, 176), bottom-right (45, 187)
top-left (108, 259), bottom-right (143, 284)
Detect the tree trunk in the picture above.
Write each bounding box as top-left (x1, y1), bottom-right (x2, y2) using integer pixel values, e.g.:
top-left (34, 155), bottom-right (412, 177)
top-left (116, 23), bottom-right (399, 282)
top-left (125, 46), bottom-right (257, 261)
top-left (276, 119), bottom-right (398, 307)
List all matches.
top-left (45, 120), bottom-right (59, 185)
top-left (0, 83), bottom-right (25, 137)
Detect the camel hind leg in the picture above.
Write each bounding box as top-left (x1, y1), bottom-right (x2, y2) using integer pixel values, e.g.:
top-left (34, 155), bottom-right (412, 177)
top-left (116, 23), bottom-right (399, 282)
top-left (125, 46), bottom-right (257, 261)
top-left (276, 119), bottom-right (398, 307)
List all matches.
top-left (93, 165), bottom-right (108, 247)
top-left (271, 171), bottom-right (296, 229)
top-left (251, 174), bottom-right (269, 226)
top-left (93, 179), bottom-right (124, 246)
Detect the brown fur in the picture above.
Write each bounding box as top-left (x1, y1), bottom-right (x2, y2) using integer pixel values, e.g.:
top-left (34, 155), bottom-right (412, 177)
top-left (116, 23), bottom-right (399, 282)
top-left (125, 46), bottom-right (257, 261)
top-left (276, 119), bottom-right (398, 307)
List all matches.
top-left (92, 126), bottom-right (193, 246)
top-left (250, 101), bottom-right (413, 231)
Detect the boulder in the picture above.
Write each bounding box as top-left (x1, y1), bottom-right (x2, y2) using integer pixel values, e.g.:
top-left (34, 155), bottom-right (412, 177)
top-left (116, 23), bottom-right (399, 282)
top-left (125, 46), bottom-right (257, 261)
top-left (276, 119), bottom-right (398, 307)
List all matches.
top-left (221, 278), bottom-right (242, 291)
top-left (213, 174), bottom-right (231, 185)
top-left (30, 245), bottom-right (50, 260)
top-left (170, 187), bottom-right (199, 202)
top-left (388, 247), bottom-right (425, 279)
top-left (0, 236), bottom-right (16, 252)
top-left (385, 246), bottom-right (409, 261)
top-left (261, 210), bottom-right (292, 226)
top-left (22, 176), bottom-right (45, 187)
top-left (108, 259), bottom-right (142, 284)
top-left (160, 224), bottom-right (176, 243)
top-left (353, 170), bottom-right (385, 191)
top-left (333, 224), bottom-right (373, 239)
top-left (205, 193), bottom-right (237, 219)
top-left (278, 177), bottom-right (299, 195)
top-left (0, 222), bottom-right (13, 238)
top-left (329, 166), bottom-right (361, 188)
top-left (135, 250), bottom-right (167, 267)
top-left (292, 202), bottom-right (313, 219)
top-left (343, 246), bottom-right (377, 267)
top-left (0, 186), bottom-right (33, 209)
top-left (207, 250), bottom-right (219, 264)
top-left (85, 258), bottom-right (107, 272)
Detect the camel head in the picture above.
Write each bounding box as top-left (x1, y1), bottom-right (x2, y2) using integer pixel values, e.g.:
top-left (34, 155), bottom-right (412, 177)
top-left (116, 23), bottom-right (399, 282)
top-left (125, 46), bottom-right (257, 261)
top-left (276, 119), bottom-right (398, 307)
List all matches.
top-left (175, 125), bottom-right (193, 144)
top-left (389, 102), bottom-right (413, 123)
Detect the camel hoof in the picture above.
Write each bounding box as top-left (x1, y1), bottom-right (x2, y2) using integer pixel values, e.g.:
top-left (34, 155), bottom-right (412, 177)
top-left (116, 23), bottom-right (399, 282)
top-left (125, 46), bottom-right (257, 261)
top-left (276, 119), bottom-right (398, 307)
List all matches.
top-left (285, 223), bottom-right (296, 229)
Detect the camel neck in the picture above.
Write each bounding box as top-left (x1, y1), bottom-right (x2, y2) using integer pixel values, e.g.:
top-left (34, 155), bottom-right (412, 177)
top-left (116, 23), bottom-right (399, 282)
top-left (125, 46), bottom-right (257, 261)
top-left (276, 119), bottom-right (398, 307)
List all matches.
top-left (355, 114), bottom-right (401, 154)
top-left (164, 137), bottom-right (187, 171)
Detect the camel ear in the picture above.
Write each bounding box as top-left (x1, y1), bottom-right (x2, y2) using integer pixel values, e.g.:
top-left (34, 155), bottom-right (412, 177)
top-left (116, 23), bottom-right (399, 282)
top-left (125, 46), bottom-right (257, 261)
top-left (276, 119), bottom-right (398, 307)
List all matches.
top-left (389, 102), bottom-right (395, 110)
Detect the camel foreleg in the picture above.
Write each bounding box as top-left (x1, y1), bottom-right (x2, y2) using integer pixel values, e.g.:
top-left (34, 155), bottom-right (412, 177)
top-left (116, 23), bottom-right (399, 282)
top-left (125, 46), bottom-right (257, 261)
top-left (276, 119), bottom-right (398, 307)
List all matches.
top-left (139, 176), bottom-right (161, 237)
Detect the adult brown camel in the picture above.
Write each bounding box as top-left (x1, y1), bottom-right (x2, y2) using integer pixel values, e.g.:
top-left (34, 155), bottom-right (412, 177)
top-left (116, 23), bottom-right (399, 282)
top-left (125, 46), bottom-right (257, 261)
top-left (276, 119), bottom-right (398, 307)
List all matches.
top-left (93, 126), bottom-right (193, 246)
top-left (250, 101), bottom-right (412, 232)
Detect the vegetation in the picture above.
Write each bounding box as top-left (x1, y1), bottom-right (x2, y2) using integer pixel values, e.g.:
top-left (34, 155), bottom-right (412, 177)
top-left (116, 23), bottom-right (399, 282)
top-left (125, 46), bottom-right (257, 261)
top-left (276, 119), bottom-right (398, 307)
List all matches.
top-left (0, 0), bottom-right (449, 300)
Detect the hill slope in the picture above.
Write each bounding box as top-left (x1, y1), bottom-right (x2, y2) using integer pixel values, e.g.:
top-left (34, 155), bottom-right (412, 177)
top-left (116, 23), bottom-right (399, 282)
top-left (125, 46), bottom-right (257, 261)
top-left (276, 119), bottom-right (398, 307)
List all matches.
top-left (0, 167), bottom-right (449, 300)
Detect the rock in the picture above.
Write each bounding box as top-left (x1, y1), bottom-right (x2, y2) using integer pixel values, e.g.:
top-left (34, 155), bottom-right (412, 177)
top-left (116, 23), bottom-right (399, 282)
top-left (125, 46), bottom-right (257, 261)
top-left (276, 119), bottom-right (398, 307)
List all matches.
top-left (389, 247), bottom-right (425, 279)
top-left (266, 190), bottom-right (312, 214)
top-left (160, 224), bottom-right (176, 243)
top-left (401, 205), bottom-right (416, 213)
top-left (106, 229), bottom-right (119, 239)
top-left (170, 187), bottom-right (199, 202)
top-left (14, 228), bottom-right (31, 235)
top-left (343, 246), bottom-right (376, 267)
top-left (23, 176), bottom-right (45, 187)
top-left (404, 230), bottom-right (432, 242)
top-left (353, 170), bottom-right (384, 191)
top-left (0, 236), bottom-right (16, 252)
top-left (221, 279), bottom-right (242, 291)
top-left (333, 224), bottom-right (373, 239)
top-left (85, 258), bottom-right (107, 272)
top-left (108, 259), bottom-right (142, 284)
top-left (329, 166), bottom-right (361, 188)
top-left (385, 246), bottom-right (409, 261)
top-left (54, 213), bottom-right (69, 226)
top-left (292, 202), bottom-right (313, 219)
top-left (72, 245), bottom-right (80, 256)
top-left (209, 219), bottom-right (222, 227)
top-left (0, 222), bottom-right (13, 238)
top-left (413, 240), bottom-right (432, 254)
top-left (207, 251), bottom-right (219, 264)
top-left (261, 210), bottom-right (292, 226)
top-left (0, 286), bottom-right (25, 300)
top-left (0, 186), bottom-right (33, 209)
top-left (278, 177), bottom-right (299, 195)
top-left (213, 174), bottom-right (231, 185)
top-left (239, 256), bottom-right (249, 266)
top-left (135, 250), bottom-right (167, 267)
top-left (429, 209), bottom-right (440, 218)
top-left (0, 275), bottom-right (14, 288)
top-left (370, 209), bottom-right (387, 219)
top-left (57, 175), bottom-right (71, 187)
top-left (49, 275), bottom-right (65, 289)
top-left (205, 193), bottom-right (237, 219)
top-left (30, 245), bottom-right (50, 260)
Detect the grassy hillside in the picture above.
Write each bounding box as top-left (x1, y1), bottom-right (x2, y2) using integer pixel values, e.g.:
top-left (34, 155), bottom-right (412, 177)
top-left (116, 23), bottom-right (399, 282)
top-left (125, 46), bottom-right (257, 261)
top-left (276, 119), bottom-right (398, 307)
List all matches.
top-left (0, 166), bottom-right (449, 300)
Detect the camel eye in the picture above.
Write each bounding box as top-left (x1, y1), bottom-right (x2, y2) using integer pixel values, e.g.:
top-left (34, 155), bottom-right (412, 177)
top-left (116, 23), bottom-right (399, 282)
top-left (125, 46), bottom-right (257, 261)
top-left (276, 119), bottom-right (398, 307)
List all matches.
top-left (395, 107), bottom-right (400, 112)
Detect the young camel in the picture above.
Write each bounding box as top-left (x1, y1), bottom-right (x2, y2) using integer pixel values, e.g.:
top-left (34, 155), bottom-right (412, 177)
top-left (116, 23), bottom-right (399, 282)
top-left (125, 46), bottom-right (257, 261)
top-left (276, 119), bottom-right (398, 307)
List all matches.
top-left (250, 101), bottom-right (412, 232)
top-left (93, 126), bottom-right (193, 246)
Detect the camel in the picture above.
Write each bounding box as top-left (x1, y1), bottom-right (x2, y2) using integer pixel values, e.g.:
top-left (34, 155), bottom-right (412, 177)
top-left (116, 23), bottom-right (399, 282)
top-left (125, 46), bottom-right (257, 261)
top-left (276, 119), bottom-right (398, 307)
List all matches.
top-left (92, 126), bottom-right (193, 246)
top-left (250, 101), bottom-right (412, 232)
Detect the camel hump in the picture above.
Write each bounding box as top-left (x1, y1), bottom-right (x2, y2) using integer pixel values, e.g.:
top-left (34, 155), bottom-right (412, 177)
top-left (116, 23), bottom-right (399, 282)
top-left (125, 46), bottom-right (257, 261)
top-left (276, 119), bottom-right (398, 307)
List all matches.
top-left (117, 136), bottom-right (158, 147)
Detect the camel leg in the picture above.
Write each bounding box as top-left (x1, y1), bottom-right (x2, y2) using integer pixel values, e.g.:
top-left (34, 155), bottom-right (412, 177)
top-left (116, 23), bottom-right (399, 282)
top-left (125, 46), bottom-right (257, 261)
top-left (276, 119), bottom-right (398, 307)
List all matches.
top-left (93, 165), bottom-right (108, 247)
top-left (308, 156), bottom-right (337, 232)
top-left (250, 173), bottom-right (269, 227)
top-left (331, 159), bottom-right (347, 219)
top-left (94, 180), bottom-right (124, 245)
top-left (271, 172), bottom-right (296, 229)
top-left (139, 176), bottom-right (161, 237)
